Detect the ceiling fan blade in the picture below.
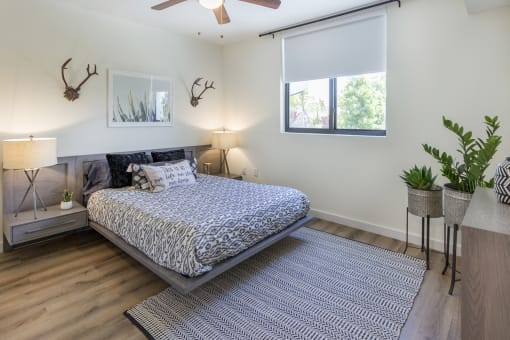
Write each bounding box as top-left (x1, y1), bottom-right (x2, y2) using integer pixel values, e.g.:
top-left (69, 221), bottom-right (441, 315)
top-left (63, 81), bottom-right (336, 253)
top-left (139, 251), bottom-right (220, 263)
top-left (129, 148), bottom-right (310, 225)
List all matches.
top-left (151, 0), bottom-right (187, 10)
top-left (239, 0), bottom-right (281, 9)
top-left (213, 5), bottom-right (231, 25)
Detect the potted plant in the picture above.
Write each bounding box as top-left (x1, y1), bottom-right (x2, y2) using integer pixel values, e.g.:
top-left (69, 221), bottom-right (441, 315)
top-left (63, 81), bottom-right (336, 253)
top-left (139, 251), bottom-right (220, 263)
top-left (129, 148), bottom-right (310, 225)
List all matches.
top-left (400, 165), bottom-right (443, 218)
top-left (60, 189), bottom-right (73, 210)
top-left (423, 115), bottom-right (502, 225)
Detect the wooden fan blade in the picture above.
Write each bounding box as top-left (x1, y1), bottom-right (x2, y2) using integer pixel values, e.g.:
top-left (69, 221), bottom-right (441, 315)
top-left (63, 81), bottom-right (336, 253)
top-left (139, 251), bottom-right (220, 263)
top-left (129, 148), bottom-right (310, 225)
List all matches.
top-left (213, 5), bottom-right (231, 25)
top-left (151, 0), bottom-right (187, 10)
top-left (239, 0), bottom-right (281, 9)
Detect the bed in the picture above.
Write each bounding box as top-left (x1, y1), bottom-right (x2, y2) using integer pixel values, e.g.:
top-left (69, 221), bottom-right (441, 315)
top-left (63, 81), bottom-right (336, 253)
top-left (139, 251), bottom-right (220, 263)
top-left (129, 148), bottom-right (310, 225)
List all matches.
top-left (83, 149), bottom-right (312, 293)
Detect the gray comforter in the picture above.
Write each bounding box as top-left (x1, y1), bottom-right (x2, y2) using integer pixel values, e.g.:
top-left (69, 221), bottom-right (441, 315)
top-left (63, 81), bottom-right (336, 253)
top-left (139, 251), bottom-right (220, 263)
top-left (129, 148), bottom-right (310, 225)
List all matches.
top-left (87, 175), bottom-right (310, 277)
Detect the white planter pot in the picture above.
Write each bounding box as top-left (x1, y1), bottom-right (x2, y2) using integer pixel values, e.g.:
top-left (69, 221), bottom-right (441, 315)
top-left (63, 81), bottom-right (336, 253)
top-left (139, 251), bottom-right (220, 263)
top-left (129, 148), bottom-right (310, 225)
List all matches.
top-left (60, 201), bottom-right (73, 210)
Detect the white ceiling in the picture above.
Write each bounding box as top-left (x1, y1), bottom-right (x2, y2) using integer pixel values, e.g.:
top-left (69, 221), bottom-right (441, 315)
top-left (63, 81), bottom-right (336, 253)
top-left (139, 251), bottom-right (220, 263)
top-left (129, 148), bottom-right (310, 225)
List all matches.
top-left (46, 0), bottom-right (379, 45)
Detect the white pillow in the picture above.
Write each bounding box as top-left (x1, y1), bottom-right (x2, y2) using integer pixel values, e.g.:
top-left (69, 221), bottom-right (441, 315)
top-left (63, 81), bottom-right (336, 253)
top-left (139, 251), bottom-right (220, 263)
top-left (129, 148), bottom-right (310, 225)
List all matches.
top-left (142, 160), bottom-right (196, 192)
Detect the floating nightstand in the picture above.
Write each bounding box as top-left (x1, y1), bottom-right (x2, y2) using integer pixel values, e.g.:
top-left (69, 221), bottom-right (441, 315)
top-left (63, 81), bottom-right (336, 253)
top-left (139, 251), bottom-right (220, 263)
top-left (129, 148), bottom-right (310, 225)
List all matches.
top-left (3, 202), bottom-right (88, 250)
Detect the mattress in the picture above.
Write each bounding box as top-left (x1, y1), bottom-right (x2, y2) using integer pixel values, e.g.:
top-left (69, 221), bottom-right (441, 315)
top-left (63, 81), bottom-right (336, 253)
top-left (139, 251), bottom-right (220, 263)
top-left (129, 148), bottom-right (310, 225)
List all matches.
top-left (87, 175), bottom-right (310, 277)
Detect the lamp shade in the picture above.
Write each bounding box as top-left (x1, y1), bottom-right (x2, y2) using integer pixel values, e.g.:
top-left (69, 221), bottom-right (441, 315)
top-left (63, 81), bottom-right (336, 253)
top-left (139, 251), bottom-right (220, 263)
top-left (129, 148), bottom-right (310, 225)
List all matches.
top-left (3, 137), bottom-right (57, 170)
top-left (211, 131), bottom-right (238, 150)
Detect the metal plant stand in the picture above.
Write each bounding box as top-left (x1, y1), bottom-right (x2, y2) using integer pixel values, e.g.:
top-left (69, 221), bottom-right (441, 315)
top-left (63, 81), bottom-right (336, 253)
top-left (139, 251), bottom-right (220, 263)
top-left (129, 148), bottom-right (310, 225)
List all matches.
top-left (442, 223), bottom-right (461, 295)
top-left (442, 186), bottom-right (472, 295)
top-left (404, 186), bottom-right (443, 270)
top-left (404, 208), bottom-right (443, 270)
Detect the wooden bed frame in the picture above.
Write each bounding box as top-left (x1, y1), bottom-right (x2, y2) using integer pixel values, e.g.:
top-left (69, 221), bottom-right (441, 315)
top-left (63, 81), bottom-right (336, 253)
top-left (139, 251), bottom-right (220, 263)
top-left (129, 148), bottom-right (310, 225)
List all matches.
top-left (77, 145), bottom-right (314, 294)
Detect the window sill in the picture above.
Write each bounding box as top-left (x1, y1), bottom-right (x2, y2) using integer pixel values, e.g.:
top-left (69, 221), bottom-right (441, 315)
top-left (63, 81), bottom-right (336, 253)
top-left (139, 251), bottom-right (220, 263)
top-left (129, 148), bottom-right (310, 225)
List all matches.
top-left (283, 128), bottom-right (386, 137)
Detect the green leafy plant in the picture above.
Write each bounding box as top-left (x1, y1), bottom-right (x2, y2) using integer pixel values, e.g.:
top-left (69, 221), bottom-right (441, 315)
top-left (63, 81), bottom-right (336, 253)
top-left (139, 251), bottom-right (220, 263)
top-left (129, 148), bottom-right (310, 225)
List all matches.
top-left (337, 74), bottom-right (385, 130)
top-left (423, 115), bottom-right (502, 193)
top-left (62, 189), bottom-right (73, 202)
top-left (114, 91), bottom-right (170, 123)
top-left (400, 165), bottom-right (438, 190)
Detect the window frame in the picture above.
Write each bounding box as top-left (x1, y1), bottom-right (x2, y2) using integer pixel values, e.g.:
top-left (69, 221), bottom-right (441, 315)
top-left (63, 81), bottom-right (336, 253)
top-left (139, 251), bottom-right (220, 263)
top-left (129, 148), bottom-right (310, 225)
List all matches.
top-left (284, 78), bottom-right (387, 137)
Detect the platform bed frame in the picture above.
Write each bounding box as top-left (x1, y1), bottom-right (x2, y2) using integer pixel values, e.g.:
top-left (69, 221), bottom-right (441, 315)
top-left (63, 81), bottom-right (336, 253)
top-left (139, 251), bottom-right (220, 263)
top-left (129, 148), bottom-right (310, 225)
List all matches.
top-left (90, 216), bottom-right (313, 294)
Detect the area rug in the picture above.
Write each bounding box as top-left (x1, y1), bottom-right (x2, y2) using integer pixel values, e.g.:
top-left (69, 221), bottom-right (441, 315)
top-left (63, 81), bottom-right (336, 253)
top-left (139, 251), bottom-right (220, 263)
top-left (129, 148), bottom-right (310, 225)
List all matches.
top-left (125, 228), bottom-right (426, 340)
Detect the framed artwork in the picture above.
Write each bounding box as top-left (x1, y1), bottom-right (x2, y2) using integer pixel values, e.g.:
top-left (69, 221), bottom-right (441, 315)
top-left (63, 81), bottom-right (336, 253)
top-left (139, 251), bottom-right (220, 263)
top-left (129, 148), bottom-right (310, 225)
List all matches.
top-left (108, 70), bottom-right (174, 127)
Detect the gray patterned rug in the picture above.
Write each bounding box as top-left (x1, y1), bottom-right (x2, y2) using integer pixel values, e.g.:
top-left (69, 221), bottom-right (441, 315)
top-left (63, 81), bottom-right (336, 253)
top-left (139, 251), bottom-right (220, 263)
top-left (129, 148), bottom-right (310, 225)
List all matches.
top-left (125, 228), bottom-right (426, 340)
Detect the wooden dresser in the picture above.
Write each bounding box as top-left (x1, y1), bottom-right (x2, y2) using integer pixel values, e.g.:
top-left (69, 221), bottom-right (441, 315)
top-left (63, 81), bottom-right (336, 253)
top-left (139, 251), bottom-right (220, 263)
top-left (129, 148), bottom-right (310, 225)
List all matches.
top-left (461, 188), bottom-right (510, 340)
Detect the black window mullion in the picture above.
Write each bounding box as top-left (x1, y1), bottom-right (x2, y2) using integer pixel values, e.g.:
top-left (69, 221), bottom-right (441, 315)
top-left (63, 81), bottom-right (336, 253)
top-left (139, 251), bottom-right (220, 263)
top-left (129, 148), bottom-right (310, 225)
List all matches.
top-left (284, 83), bottom-right (290, 131)
top-left (331, 78), bottom-right (337, 130)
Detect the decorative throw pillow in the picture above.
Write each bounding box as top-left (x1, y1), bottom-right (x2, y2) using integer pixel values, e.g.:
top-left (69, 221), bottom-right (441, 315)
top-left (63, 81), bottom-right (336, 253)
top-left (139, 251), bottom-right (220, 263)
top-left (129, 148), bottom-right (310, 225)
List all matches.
top-left (127, 163), bottom-right (151, 190)
top-left (106, 152), bottom-right (149, 188)
top-left (83, 160), bottom-right (112, 205)
top-left (151, 149), bottom-right (186, 163)
top-left (127, 161), bottom-right (168, 191)
top-left (142, 160), bottom-right (196, 192)
top-left (190, 157), bottom-right (198, 178)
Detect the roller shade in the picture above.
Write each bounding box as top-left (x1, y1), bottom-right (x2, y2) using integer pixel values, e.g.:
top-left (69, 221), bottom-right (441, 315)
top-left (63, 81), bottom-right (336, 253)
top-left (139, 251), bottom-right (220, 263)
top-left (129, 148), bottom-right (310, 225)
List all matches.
top-left (283, 14), bottom-right (386, 83)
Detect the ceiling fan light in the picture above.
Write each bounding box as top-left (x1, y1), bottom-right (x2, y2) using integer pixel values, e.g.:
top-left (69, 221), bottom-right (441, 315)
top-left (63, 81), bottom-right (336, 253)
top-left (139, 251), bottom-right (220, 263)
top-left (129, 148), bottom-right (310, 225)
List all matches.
top-left (198, 0), bottom-right (223, 9)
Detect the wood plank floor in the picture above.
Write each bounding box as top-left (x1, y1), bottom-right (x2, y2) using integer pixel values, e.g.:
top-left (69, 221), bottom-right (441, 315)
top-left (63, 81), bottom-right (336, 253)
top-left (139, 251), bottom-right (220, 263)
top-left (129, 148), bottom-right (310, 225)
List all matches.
top-left (0, 219), bottom-right (461, 339)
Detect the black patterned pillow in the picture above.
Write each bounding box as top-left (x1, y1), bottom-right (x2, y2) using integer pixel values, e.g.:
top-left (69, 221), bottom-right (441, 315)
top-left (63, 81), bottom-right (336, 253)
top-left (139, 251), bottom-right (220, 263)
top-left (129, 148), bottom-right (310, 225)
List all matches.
top-left (106, 152), bottom-right (149, 188)
top-left (151, 149), bottom-right (185, 162)
top-left (127, 162), bottom-right (168, 190)
top-left (127, 163), bottom-right (150, 190)
top-left (190, 157), bottom-right (198, 178)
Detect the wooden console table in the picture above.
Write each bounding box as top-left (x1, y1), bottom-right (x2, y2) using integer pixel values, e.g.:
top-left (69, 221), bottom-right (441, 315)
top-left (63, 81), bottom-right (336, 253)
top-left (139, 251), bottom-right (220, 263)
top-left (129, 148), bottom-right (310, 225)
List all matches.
top-left (461, 188), bottom-right (510, 340)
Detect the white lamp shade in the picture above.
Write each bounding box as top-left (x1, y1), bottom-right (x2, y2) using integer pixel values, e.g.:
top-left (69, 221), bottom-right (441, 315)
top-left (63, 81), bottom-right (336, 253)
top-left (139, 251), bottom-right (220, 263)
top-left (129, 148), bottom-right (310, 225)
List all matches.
top-left (198, 0), bottom-right (223, 9)
top-left (3, 137), bottom-right (57, 170)
top-left (211, 131), bottom-right (238, 150)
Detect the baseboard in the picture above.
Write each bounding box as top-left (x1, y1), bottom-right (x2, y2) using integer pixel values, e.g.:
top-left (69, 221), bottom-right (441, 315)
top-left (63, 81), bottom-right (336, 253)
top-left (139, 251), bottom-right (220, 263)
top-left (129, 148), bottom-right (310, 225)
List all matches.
top-left (310, 208), bottom-right (461, 256)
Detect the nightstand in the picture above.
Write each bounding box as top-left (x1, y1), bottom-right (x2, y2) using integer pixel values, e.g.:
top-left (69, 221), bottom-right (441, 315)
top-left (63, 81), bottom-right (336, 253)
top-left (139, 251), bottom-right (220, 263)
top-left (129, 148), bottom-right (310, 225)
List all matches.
top-left (3, 202), bottom-right (88, 249)
top-left (216, 173), bottom-right (243, 180)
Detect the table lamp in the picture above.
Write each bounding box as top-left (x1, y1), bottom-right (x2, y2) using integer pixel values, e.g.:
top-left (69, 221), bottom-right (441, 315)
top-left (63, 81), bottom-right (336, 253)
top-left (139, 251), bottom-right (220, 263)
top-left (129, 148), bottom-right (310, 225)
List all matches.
top-left (211, 130), bottom-right (238, 176)
top-left (3, 136), bottom-right (57, 219)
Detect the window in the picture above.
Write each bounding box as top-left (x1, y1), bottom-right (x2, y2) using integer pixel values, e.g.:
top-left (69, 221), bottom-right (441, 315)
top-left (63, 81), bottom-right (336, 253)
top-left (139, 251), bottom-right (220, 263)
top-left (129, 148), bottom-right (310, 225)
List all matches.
top-left (283, 14), bottom-right (387, 136)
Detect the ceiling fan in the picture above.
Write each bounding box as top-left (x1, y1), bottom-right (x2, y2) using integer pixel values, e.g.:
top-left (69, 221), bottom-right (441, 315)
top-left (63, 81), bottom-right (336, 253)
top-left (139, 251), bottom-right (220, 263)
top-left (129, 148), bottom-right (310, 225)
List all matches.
top-left (151, 0), bottom-right (281, 25)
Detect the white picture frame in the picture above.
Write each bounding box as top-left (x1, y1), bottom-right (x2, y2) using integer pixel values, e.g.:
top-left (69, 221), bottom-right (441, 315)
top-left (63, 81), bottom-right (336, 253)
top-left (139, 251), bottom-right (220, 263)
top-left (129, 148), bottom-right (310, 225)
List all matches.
top-left (108, 69), bottom-right (174, 127)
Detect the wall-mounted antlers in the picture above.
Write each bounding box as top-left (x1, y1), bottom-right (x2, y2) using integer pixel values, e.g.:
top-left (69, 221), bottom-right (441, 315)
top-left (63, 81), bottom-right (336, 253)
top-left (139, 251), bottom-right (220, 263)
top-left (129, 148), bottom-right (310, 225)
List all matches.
top-left (190, 77), bottom-right (215, 107)
top-left (61, 58), bottom-right (99, 101)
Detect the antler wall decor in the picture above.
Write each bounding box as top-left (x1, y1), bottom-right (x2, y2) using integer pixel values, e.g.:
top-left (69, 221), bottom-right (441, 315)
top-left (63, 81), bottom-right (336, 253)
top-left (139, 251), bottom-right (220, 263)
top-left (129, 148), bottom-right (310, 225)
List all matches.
top-left (61, 58), bottom-right (99, 101)
top-left (190, 78), bottom-right (215, 107)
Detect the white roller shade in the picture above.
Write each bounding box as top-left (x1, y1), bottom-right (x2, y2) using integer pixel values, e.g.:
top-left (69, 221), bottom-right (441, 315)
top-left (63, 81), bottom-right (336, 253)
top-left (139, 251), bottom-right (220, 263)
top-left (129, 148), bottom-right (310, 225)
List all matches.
top-left (283, 14), bottom-right (387, 83)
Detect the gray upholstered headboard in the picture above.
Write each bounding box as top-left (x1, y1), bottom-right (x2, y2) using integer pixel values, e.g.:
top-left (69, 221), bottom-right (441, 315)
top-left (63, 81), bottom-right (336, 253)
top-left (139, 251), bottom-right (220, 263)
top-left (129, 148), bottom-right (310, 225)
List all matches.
top-left (79, 145), bottom-right (220, 205)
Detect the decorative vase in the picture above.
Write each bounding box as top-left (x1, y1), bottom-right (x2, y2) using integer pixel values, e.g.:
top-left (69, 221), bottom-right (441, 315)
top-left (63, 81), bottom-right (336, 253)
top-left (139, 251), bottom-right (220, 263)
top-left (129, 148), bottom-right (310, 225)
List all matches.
top-left (444, 184), bottom-right (473, 226)
top-left (494, 157), bottom-right (510, 205)
top-left (407, 185), bottom-right (443, 218)
top-left (60, 201), bottom-right (73, 210)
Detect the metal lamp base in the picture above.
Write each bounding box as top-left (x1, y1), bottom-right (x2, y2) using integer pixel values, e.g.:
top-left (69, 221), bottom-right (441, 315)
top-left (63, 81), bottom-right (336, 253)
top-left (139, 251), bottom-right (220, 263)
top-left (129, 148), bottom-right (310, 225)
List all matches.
top-left (219, 149), bottom-right (231, 177)
top-left (14, 169), bottom-right (48, 220)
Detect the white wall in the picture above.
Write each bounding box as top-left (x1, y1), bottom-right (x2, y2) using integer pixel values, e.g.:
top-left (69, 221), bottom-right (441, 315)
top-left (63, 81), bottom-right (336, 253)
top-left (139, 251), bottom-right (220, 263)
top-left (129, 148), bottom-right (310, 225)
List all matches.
top-left (465, 0), bottom-right (510, 13)
top-left (223, 0), bottom-right (510, 250)
top-left (0, 0), bottom-right (224, 249)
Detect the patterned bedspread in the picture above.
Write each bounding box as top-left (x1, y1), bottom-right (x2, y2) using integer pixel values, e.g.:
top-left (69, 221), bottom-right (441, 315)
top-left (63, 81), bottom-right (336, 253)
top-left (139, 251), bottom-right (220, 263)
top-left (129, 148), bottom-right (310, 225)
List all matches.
top-left (87, 175), bottom-right (310, 277)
